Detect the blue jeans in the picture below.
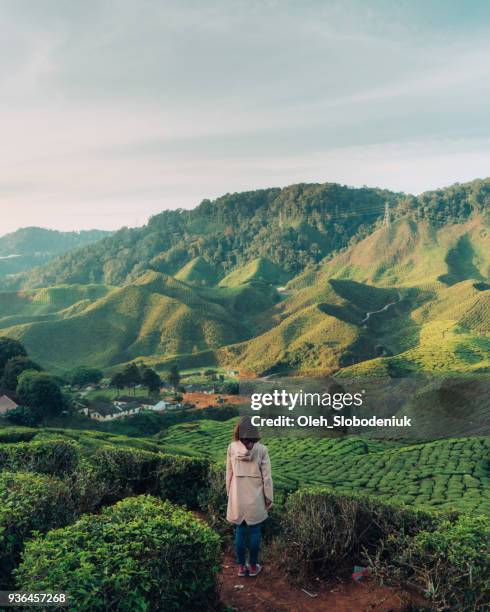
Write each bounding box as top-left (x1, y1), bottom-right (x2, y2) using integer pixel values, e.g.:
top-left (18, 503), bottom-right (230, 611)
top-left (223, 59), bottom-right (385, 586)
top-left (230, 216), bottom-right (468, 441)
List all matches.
top-left (235, 521), bottom-right (262, 565)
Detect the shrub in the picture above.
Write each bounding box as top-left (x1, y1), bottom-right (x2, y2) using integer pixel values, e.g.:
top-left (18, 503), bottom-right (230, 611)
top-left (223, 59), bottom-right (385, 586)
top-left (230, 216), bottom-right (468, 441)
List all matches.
top-left (0, 427), bottom-right (37, 443)
top-left (73, 446), bottom-right (163, 511)
top-left (0, 440), bottom-right (80, 476)
top-left (199, 462), bottom-right (228, 533)
top-left (72, 447), bottom-right (209, 512)
top-left (389, 514), bottom-right (490, 610)
top-left (5, 406), bottom-right (41, 427)
top-left (280, 487), bottom-right (442, 579)
top-left (0, 471), bottom-right (76, 588)
top-left (15, 495), bottom-right (222, 611)
top-left (155, 454), bottom-right (209, 508)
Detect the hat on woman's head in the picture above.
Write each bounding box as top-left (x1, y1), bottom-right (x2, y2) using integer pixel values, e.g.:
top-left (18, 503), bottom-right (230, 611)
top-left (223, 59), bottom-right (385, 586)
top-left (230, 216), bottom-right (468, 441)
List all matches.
top-left (236, 415), bottom-right (260, 441)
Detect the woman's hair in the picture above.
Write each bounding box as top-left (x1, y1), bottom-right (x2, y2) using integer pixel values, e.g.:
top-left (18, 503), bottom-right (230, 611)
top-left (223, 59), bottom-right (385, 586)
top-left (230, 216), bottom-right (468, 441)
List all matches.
top-left (232, 416), bottom-right (261, 442)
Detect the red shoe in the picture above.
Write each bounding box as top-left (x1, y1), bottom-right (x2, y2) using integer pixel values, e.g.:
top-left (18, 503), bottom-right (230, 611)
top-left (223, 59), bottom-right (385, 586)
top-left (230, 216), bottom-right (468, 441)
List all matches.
top-left (237, 564), bottom-right (247, 577)
top-left (248, 563), bottom-right (262, 577)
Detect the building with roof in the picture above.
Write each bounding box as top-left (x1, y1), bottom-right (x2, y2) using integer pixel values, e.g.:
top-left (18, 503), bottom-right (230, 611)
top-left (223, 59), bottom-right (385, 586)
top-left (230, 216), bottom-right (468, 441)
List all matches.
top-left (0, 394), bottom-right (18, 415)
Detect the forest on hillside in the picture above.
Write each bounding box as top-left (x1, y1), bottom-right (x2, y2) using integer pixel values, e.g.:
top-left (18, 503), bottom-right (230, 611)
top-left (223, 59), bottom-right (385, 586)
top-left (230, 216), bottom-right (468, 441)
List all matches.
top-left (5, 178), bottom-right (489, 290)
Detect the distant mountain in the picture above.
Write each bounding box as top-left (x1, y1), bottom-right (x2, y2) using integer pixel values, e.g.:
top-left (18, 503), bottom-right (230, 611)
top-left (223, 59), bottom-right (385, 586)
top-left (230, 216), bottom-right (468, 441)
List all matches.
top-left (0, 227), bottom-right (112, 279)
top-left (10, 179), bottom-right (490, 291)
top-left (0, 179), bottom-right (488, 376)
top-left (10, 183), bottom-right (402, 288)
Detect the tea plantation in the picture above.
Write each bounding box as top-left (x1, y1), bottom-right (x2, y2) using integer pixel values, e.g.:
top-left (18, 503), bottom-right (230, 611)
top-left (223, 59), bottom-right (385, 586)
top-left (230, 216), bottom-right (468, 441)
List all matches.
top-left (162, 419), bottom-right (490, 515)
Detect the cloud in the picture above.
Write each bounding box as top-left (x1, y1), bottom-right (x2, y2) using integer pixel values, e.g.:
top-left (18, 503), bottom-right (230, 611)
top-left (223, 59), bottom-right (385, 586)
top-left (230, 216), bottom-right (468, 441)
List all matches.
top-left (0, 1), bottom-right (489, 234)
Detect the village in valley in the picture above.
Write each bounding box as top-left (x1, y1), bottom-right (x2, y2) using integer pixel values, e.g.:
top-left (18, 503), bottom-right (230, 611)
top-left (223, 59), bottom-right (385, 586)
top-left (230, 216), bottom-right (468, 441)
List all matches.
top-left (0, 341), bottom-right (242, 427)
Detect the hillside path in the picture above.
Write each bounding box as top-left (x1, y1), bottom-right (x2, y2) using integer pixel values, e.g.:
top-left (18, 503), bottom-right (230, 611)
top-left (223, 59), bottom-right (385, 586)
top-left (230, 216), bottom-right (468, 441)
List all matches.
top-left (361, 291), bottom-right (403, 325)
top-left (219, 551), bottom-right (419, 611)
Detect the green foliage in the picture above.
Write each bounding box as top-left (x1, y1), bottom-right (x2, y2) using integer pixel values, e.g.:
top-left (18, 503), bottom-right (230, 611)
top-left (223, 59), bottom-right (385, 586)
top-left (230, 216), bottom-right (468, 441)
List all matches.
top-left (15, 495), bottom-right (221, 611)
top-left (0, 228), bottom-right (110, 280)
top-left (139, 365), bottom-right (161, 394)
top-left (15, 182), bottom-right (403, 287)
top-left (110, 371), bottom-right (126, 390)
top-left (280, 486), bottom-right (442, 579)
top-left (1, 356), bottom-right (42, 391)
top-left (0, 427), bottom-right (37, 443)
top-left (155, 454), bottom-right (209, 508)
top-left (168, 364), bottom-right (180, 389)
top-left (175, 256), bottom-right (220, 286)
top-left (0, 336), bottom-right (27, 373)
top-left (0, 440), bottom-right (80, 477)
top-left (0, 471), bottom-right (76, 588)
top-left (67, 366), bottom-right (103, 387)
top-left (219, 256), bottom-right (288, 286)
top-left (222, 381), bottom-right (239, 394)
top-left (16, 370), bottom-right (65, 419)
top-left (74, 446), bottom-right (163, 511)
top-left (198, 461), bottom-right (228, 533)
top-left (72, 446), bottom-right (209, 512)
top-left (5, 406), bottom-right (41, 427)
top-left (383, 515), bottom-right (490, 610)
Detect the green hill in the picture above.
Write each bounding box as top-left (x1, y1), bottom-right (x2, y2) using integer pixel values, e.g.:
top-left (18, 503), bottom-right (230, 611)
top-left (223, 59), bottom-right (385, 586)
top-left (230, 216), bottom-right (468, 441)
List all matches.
top-left (175, 257), bottom-right (221, 286)
top-left (7, 178), bottom-right (489, 291)
top-left (0, 179), bottom-right (488, 377)
top-left (219, 257), bottom-right (288, 287)
top-left (0, 285), bottom-right (111, 329)
top-left (0, 272), bottom-right (280, 371)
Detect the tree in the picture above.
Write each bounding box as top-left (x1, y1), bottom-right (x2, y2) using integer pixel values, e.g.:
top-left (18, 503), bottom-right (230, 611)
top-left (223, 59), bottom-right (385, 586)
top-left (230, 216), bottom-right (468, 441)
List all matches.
top-left (0, 337), bottom-right (27, 375)
top-left (223, 381), bottom-right (239, 395)
top-left (68, 366), bottom-right (103, 387)
top-left (1, 356), bottom-right (42, 391)
top-left (140, 366), bottom-right (161, 395)
top-left (16, 370), bottom-right (65, 420)
top-left (168, 365), bottom-right (180, 390)
top-left (121, 363), bottom-right (141, 393)
top-left (110, 372), bottom-right (126, 391)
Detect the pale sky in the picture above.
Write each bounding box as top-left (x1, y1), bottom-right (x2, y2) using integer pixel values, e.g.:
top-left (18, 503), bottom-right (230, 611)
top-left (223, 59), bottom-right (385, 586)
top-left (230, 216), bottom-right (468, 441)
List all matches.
top-left (1, 0), bottom-right (490, 235)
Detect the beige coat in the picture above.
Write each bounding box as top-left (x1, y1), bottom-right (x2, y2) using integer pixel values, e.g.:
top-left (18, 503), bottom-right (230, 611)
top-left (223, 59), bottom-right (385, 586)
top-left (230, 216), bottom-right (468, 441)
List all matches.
top-left (226, 440), bottom-right (274, 525)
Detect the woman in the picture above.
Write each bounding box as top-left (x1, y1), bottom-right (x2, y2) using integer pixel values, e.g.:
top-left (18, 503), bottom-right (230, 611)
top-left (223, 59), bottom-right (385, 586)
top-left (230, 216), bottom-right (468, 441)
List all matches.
top-left (226, 416), bottom-right (273, 577)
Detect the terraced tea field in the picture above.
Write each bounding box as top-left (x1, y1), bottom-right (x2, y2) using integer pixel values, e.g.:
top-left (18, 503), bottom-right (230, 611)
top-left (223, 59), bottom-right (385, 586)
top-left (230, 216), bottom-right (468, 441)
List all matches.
top-left (162, 419), bottom-right (490, 515)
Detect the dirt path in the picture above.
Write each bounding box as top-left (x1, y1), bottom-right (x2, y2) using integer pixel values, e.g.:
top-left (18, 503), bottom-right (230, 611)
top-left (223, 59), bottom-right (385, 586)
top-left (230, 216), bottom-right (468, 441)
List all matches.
top-left (219, 552), bottom-right (418, 611)
top-left (361, 291), bottom-right (403, 325)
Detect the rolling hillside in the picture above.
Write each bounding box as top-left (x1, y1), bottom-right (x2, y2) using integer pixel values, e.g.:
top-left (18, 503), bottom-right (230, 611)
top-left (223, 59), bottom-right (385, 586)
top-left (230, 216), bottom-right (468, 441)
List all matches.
top-left (0, 272), bottom-right (279, 370)
top-left (0, 179), bottom-right (488, 378)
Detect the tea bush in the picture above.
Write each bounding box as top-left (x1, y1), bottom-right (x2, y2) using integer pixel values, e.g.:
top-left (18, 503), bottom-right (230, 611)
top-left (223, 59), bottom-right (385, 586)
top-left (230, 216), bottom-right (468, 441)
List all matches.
top-left (199, 461), bottom-right (228, 532)
top-left (280, 486), bottom-right (443, 578)
top-left (388, 514), bottom-right (490, 610)
top-left (0, 439), bottom-right (80, 476)
top-left (16, 495), bottom-right (222, 611)
top-left (155, 454), bottom-right (209, 507)
top-left (0, 427), bottom-right (37, 443)
top-left (0, 471), bottom-right (76, 588)
top-left (79, 446), bottom-right (162, 508)
top-left (72, 446), bottom-right (210, 512)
